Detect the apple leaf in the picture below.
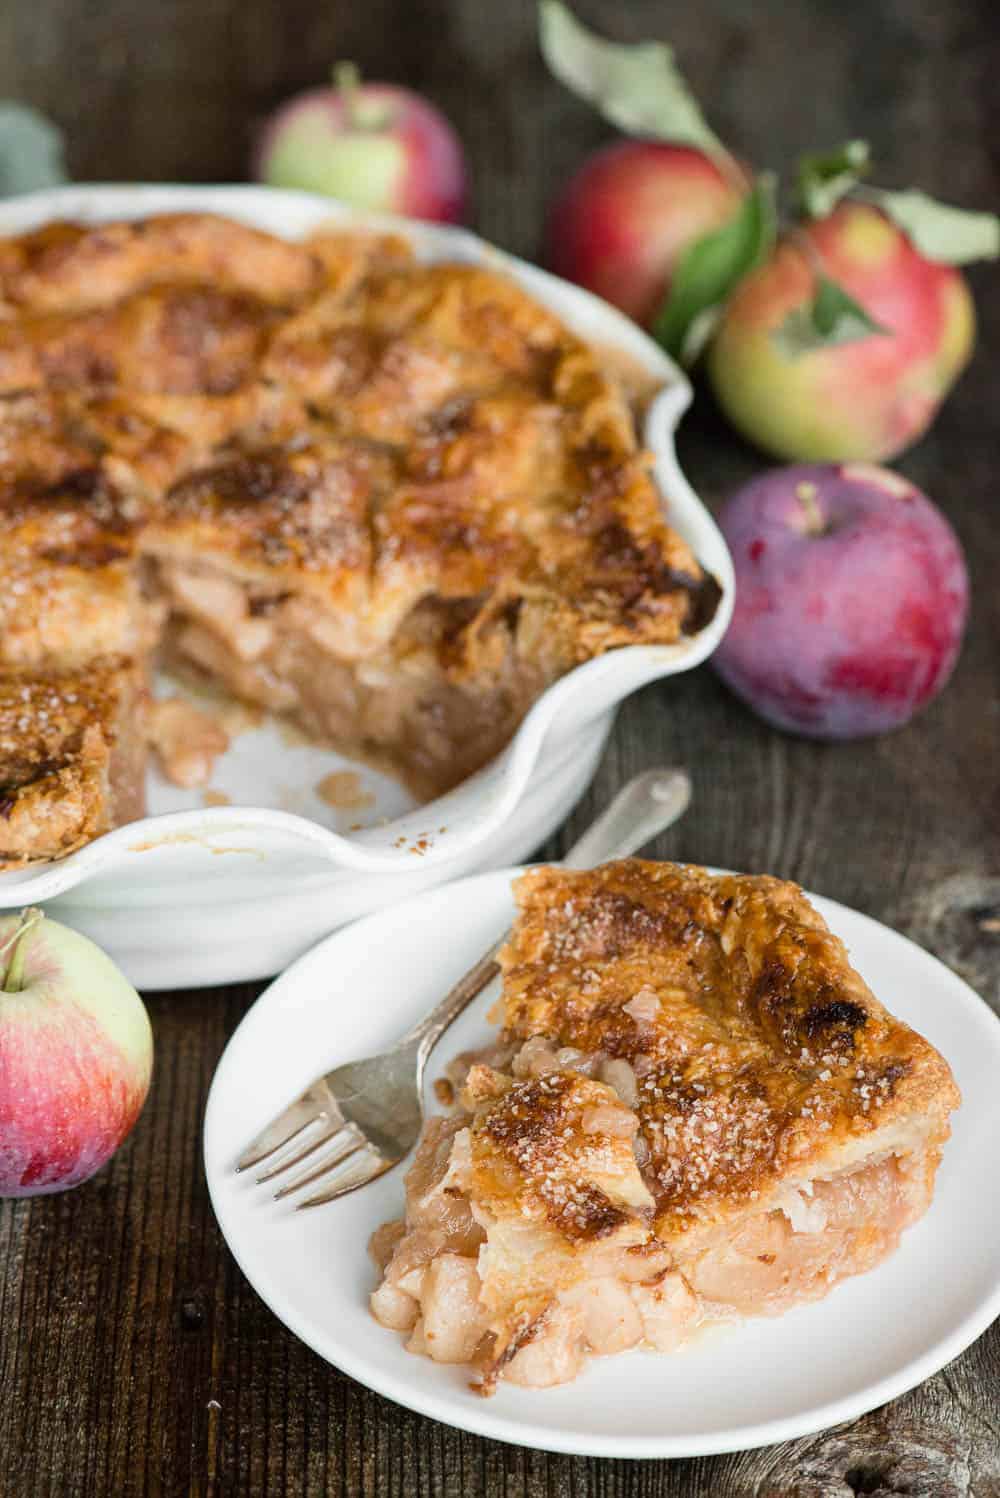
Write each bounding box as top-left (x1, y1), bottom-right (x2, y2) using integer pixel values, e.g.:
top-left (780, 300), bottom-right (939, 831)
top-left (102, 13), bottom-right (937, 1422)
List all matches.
top-left (653, 174), bottom-right (776, 365)
top-left (796, 139), bottom-right (870, 219)
top-left (772, 274), bottom-right (889, 357)
top-left (0, 103), bottom-right (66, 196)
top-left (871, 188), bottom-right (1000, 265)
top-left (538, 0), bottom-right (726, 158)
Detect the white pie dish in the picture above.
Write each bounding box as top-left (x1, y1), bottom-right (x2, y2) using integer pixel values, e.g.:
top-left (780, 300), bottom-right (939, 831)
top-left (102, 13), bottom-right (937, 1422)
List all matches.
top-left (0, 183), bottom-right (733, 989)
top-left (204, 868), bottom-right (1000, 1458)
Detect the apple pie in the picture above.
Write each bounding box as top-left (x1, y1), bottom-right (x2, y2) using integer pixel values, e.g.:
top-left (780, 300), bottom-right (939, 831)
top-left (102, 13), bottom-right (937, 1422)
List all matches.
top-left (0, 212), bottom-right (718, 867)
top-left (370, 860), bottom-right (959, 1392)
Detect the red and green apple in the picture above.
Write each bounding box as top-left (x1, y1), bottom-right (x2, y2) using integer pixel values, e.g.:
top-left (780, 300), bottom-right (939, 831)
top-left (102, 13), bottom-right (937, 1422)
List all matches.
top-left (0, 911), bottom-right (153, 1197)
top-left (255, 65), bottom-right (467, 224)
top-left (708, 203), bottom-right (975, 462)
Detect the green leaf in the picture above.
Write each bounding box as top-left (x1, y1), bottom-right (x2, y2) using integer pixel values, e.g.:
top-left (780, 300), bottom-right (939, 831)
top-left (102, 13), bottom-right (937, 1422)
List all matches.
top-left (538, 0), bottom-right (726, 158)
top-left (0, 103), bottom-right (66, 196)
top-left (772, 274), bottom-right (889, 357)
top-left (796, 139), bottom-right (870, 219)
top-left (653, 174), bottom-right (776, 364)
top-left (872, 188), bottom-right (1000, 265)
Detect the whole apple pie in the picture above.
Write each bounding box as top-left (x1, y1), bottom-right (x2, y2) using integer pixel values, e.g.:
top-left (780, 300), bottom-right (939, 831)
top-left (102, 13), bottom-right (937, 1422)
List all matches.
top-left (0, 213), bottom-right (718, 867)
top-left (370, 860), bottom-right (959, 1392)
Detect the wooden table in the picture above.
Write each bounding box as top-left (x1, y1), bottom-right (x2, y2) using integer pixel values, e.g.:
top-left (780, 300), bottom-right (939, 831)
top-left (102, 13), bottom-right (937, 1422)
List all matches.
top-left (1, 1), bottom-right (997, 1492)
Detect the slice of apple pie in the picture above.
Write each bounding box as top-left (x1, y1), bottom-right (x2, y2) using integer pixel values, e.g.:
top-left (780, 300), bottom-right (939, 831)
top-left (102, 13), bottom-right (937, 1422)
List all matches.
top-left (370, 859), bottom-right (959, 1392)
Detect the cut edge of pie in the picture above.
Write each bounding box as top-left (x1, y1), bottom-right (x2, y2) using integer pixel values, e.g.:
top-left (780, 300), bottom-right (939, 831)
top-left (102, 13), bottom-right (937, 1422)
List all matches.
top-left (370, 860), bottom-right (960, 1393)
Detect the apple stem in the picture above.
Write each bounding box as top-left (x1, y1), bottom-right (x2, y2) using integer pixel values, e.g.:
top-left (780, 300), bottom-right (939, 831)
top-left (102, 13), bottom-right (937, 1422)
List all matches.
top-left (334, 60), bottom-right (361, 99)
top-left (332, 58), bottom-right (391, 131)
top-left (333, 60), bottom-right (365, 129)
top-left (718, 147), bottom-right (753, 196)
top-left (0, 907), bottom-right (43, 994)
top-left (790, 223), bottom-right (828, 281)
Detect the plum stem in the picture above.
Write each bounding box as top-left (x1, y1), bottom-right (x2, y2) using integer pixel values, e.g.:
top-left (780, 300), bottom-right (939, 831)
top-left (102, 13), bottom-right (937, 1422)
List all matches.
top-left (796, 481), bottom-right (826, 535)
top-left (0, 907), bottom-right (43, 993)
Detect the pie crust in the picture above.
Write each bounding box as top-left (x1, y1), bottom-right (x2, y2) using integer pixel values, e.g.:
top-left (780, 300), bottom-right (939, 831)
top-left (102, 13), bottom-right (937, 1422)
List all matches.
top-left (0, 214), bottom-right (718, 865)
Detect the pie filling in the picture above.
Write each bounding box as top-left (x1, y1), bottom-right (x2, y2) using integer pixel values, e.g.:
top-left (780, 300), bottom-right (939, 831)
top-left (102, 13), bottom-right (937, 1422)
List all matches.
top-left (149, 558), bottom-right (548, 800)
top-left (371, 1040), bottom-right (938, 1392)
top-left (369, 861), bottom-right (959, 1393)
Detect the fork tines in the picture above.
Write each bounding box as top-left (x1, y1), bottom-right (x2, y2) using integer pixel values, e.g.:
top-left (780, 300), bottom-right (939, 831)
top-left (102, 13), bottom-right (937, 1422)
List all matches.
top-left (235, 1088), bottom-right (389, 1207)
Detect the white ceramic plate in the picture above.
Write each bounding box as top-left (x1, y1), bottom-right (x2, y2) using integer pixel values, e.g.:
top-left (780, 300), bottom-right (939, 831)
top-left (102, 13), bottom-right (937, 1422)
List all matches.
top-left (0, 184), bottom-right (734, 989)
top-left (204, 868), bottom-right (1000, 1458)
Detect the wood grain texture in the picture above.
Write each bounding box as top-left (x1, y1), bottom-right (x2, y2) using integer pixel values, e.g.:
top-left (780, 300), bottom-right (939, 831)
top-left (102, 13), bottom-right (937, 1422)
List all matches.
top-left (0, 0), bottom-right (998, 1493)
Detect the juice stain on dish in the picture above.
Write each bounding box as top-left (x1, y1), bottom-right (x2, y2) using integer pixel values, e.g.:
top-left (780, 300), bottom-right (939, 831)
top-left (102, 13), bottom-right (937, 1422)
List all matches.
top-left (315, 771), bottom-right (375, 812)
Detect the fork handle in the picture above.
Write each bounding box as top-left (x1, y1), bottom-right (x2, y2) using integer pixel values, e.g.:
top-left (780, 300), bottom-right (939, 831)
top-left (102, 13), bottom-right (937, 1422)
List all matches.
top-left (405, 768), bottom-right (691, 1064)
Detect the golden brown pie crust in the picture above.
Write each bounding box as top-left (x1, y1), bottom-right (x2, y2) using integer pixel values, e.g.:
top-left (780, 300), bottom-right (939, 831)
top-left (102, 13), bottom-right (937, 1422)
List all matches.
top-left (0, 657), bottom-right (146, 866)
top-left (497, 861), bottom-right (959, 1245)
top-left (0, 213), bottom-right (718, 865)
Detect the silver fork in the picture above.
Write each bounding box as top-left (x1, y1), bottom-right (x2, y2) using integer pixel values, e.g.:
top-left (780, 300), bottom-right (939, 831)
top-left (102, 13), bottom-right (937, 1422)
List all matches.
top-left (234, 767), bottom-right (691, 1209)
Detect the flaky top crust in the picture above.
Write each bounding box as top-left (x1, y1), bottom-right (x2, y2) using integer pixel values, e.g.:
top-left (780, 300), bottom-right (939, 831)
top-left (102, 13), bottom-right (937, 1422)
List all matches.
top-left (0, 213), bottom-right (332, 315)
top-left (498, 861), bottom-right (959, 1244)
top-left (0, 212), bottom-right (717, 684)
top-left (0, 215), bottom-right (718, 848)
top-left (463, 1064), bottom-right (653, 1244)
top-left (0, 655), bottom-right (147, 866)
top-left (0, 655), bottom-right (138, 788)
